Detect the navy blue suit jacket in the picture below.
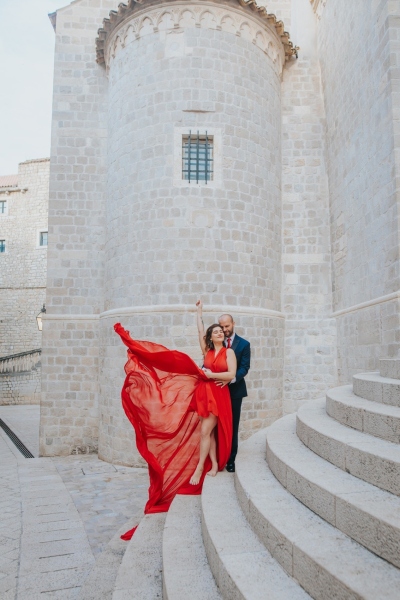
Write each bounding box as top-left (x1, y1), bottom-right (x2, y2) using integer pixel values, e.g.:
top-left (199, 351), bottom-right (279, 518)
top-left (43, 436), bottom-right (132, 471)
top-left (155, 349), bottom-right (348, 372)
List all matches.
top-left (228, 334), bottom-right (251, 401)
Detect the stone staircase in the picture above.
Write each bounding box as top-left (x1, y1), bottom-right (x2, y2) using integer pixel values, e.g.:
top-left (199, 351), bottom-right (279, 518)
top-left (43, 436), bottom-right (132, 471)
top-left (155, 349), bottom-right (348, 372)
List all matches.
top-left (112, 358), bottom-right (400, 599)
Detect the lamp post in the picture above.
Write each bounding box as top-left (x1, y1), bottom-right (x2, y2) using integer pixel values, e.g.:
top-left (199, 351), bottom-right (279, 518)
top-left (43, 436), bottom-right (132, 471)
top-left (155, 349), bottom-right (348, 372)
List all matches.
top-left (36, 304), bottom-right (46, 331)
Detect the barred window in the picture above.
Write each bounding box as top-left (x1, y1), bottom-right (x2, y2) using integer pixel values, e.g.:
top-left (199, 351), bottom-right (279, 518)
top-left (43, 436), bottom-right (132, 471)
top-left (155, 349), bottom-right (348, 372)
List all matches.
top-left (0, 201), bottom-right (6, 214)
top-left (182, 132), bottom-right (213, 184)
top-left (40, 231), bottom-right (48, 247)
top-left (0, 240), bottom-right (5, 253)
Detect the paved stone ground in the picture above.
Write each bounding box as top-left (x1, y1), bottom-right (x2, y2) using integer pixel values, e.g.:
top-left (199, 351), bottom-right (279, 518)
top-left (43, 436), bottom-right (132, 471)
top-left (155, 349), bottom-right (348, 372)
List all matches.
top-left (0, 404), bottom-right (40, 457)
top-left (0, 406), bottom-right (148, 599)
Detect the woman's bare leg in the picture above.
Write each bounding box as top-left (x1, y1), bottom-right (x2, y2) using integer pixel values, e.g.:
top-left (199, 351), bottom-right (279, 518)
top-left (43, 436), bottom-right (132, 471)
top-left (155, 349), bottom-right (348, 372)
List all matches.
top-left (207, 428), bottom-right (218, 477)
top-left (190, 414), bottom-right (218, 485)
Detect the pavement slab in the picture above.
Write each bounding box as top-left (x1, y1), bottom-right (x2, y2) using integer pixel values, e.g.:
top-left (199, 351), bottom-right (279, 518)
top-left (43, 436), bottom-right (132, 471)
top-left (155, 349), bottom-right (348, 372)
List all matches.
top-left (0, 405), bottom-right (149, 600)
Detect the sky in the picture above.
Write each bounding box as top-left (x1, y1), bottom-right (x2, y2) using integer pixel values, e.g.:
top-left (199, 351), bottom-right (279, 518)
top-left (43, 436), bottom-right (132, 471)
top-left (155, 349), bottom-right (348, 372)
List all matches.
top-left (0, 0), bottom-right (64, 175)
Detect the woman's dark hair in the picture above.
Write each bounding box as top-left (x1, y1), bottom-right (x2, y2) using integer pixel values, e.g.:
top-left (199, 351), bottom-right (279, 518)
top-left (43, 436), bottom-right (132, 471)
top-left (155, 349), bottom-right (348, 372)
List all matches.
top-left (204, 324), bottom-right (223, 350)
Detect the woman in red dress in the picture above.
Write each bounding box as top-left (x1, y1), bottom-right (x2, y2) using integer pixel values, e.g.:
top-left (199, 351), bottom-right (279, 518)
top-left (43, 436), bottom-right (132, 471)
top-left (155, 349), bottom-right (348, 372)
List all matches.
top-left (189, 300), bottom-right (237, 485)
top-left (114, 301), bottom-right (235, 533)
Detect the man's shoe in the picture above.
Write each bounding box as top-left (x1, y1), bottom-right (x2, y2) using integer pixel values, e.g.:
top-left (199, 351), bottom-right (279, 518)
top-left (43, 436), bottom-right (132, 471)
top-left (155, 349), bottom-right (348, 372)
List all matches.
top-left (226, 462), bottom-right (235, 473)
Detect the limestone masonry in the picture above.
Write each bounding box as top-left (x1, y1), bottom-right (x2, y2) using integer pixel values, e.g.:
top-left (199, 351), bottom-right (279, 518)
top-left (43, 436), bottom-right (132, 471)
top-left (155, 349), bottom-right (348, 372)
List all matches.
top-left (30, 0), bottom-right (399, 463)
top-left (0, 159), bottom-right (49, 405)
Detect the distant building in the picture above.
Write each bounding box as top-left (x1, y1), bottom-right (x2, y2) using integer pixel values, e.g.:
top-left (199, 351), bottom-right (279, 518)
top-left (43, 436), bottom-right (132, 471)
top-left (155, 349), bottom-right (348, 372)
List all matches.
top-left (0, 158), bottom-right (49, 404)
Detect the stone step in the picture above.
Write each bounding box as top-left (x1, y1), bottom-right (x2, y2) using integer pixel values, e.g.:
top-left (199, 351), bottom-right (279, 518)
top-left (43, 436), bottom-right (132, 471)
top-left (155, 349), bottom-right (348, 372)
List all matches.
top-left (201, 471), bottom-right (311, 600)
top-left (235, 428), bottom-right (400, 600)
top-left (266, 414), bottom-right (400, 568)
top-left (79, 516), bottom-right (139, 600)
top-left (163, 495), bottom-right (221, 600)
top-left (380, 358), bottom-right (400, 379)
top-left (297, 399), bottom-right (400, 496)
top-left (353, 372), bottom-right (400, 406)
top-left (326, 384), bottom-right (400, 443)
top-left (112, 513), bottom-right (165, 600)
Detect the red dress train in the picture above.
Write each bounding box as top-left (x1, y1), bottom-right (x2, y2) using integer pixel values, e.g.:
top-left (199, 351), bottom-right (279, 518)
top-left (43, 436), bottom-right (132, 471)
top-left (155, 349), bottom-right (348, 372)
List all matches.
top-left (114, 324), bottom-right (232, 538)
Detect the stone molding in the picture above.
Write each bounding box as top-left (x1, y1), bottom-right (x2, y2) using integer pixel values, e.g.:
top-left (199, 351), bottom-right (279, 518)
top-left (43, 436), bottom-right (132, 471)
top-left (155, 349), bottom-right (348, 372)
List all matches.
top-left (20, 158), bottom-right (50, 165)
top-left (43, 314), bottom-right (100, 321)
top-left (96, 0), bottom-right (298, 69)
top-left (310, 0), bottom-right (327, 19)
top-left (101, 304), bottom-right (285, 318)
top-left (44, 305), bottom-right (285, 320)
top-left (0, 188), bottom-right (27, 195)
top-left (0, 349), bottom-right (41, 374)
top-left (331, 290), bottom-right (400, 319)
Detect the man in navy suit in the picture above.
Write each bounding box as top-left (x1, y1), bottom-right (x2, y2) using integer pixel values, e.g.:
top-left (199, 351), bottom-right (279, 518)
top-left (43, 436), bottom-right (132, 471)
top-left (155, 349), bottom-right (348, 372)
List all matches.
top-left (217, 314), bottom-right (251, 472)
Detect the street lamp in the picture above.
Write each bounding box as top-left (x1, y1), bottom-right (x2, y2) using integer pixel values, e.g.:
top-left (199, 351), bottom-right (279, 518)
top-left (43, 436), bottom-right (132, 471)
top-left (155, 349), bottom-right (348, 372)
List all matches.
top-left (36, 304), bottom-right (46, 331)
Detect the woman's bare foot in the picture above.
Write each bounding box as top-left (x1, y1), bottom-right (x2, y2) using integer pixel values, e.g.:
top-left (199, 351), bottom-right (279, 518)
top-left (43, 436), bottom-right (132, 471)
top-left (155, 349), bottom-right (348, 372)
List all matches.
top-left (189, 465), bottom-right (204, 485)
top-left (207, 461), bottom-right (218, 477)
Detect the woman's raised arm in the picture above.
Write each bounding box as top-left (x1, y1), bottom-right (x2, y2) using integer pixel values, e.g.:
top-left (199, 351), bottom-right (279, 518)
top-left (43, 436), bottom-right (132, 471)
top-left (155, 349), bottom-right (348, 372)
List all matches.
top-left (196, 300), bottom-right (206, 356)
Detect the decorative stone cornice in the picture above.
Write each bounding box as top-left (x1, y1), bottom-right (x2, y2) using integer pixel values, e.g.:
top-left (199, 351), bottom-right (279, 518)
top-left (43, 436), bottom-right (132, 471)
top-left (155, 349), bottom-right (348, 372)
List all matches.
top-left (96, 0), bottom-right (298, 67)
top-left (0, 187), bottom-right (27, 195)
top-left (20, 157), bottom-right (50, 165)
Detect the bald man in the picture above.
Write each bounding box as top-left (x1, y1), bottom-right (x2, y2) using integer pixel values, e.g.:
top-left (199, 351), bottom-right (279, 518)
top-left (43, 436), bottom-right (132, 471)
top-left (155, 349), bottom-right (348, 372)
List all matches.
top-left (217, 314), bottom-right (251, 472)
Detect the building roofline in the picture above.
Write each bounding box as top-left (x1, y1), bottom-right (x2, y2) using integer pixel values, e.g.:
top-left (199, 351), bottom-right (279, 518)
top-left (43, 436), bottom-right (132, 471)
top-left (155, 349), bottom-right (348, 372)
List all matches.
top-left (96, 0), bottom-right (298, 65)
top-left (20, 158), bottom-right (50, 165)
top-left (49, 11), bottom-right (57, 32)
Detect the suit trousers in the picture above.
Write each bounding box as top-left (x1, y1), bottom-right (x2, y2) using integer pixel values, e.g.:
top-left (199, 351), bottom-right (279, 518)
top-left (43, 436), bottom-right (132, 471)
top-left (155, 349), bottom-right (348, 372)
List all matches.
top-left (229, 396), bottom-right (243, 463)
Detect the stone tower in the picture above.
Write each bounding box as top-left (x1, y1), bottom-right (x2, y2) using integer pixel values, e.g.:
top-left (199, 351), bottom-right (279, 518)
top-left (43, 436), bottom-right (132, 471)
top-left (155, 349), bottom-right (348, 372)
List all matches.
top-left (97, 0), bottom-right (297, 464)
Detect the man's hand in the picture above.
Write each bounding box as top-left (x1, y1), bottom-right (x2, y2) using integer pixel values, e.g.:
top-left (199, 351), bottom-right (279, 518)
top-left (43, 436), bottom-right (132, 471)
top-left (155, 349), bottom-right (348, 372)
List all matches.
top-left (215, 379), bottom-right (228, 387)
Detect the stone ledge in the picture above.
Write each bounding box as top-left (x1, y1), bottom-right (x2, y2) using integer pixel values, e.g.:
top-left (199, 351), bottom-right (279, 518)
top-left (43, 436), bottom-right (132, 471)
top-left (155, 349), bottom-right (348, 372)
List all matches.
top-left (112, 513), bottom-right (165, 600)
top-left (353, 372), bottom-right (400, 407)
top-left (326, 385), bottom-right (400, 443)
top-left (202, 471), bottom-right (310, 599)
top-left (297, 399), bottom-right (400, 496)
top-left (235, 428), bottom-right (400, 599)
top-left (266, 414), bottom-right (400, 568)
top-left (163, 495), bottom-right (221, 600)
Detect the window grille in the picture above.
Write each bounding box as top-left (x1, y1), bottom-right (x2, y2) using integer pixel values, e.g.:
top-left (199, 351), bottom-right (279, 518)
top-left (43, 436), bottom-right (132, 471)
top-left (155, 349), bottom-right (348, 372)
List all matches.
top-left (0, 201), bottom-right (6, 214)
top-left (40, 232), bottom-right (48, 247)
top-left (0, 240), bottom-right (5, 253)
top-left (182, 132), bottom-right (213, 184)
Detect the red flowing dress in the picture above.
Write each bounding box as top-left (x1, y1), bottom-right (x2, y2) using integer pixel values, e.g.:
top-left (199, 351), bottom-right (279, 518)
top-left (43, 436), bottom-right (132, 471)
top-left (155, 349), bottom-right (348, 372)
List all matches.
top-left (114, 324), bottom-right (232, 539)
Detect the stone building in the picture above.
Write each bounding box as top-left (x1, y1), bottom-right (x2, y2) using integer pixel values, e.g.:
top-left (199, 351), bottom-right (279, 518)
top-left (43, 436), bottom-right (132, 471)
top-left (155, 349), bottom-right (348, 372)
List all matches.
top-left (0, 158), bottom-right (49, 405)
top-left (40, 0), bottom-right (400, 464)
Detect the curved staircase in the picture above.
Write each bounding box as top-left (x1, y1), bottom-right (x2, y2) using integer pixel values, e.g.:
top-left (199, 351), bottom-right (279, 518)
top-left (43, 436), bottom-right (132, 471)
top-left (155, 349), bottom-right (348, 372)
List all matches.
top-left (112, 358), bottom-right (400, 599)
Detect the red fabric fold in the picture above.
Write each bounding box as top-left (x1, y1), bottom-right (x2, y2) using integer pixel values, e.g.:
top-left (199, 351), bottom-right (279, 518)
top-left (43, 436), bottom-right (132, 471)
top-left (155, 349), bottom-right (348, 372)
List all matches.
top-left (114, 323), bottom-right (232, 539)
top-left (120, 526), bottom-right (138, 541)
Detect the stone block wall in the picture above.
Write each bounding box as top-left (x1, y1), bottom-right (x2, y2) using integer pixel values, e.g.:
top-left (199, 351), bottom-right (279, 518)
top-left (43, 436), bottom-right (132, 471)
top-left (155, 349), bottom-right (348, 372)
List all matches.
top-left (40, 318), bottom-right (99, 455)
top-left (0, 158), bottom-right (49, 358)
top-left (0, 350), bottom-right (42, 405)
top-left (105, 8), bottom-right (284, 314)
top-left (316, 0), bottom-right (400, 379)
top-left (40, 0), bottom-right (116, 457)
top-left (335, 296), bottom-right (400, 382)
top-left (281, 0), bottom-right (337, 414)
